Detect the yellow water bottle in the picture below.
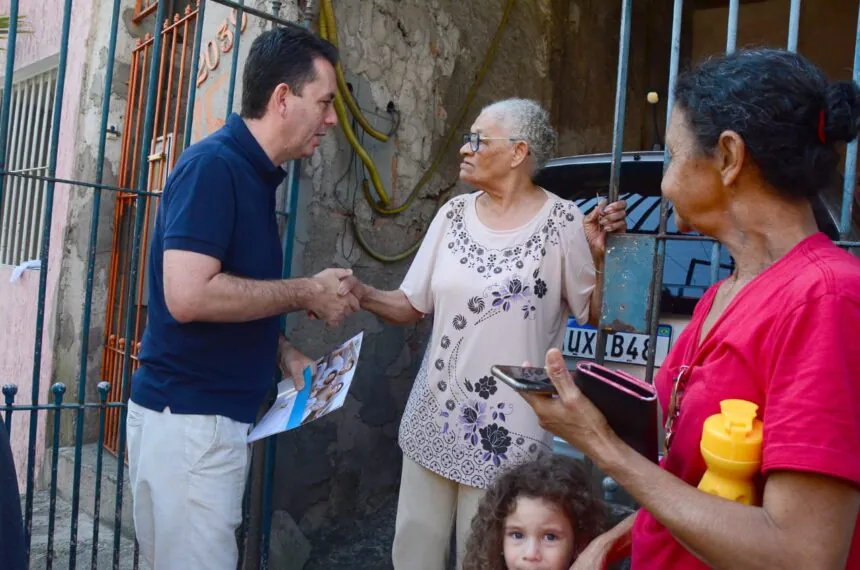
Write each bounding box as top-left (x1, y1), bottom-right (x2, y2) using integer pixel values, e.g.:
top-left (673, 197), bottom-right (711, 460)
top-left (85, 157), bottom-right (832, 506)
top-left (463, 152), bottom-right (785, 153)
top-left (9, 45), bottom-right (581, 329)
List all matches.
top-left (697, 399), bottom-right (763, 505)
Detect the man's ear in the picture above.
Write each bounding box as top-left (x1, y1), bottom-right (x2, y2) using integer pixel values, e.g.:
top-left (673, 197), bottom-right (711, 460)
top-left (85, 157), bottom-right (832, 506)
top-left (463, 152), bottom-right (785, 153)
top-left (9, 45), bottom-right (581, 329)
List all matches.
top-left (716, 130), bottom-right (745, 187)
top-left (271, 83), bottom-right (293, 116)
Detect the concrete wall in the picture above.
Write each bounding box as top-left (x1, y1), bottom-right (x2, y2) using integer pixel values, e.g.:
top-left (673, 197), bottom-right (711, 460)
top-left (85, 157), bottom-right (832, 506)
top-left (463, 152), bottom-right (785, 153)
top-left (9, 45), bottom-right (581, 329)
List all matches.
top-left (692, 0), bottom-right (857, 80)
top-left (549, 0), bottom-right (672, 154)
top-left (0, 0), bottom-right (98, 490)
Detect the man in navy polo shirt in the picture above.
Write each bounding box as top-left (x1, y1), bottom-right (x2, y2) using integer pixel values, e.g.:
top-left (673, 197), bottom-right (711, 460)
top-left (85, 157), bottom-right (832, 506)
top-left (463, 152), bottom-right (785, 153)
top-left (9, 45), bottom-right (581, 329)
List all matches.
top-left (126, 26), bottom-right (356, 569)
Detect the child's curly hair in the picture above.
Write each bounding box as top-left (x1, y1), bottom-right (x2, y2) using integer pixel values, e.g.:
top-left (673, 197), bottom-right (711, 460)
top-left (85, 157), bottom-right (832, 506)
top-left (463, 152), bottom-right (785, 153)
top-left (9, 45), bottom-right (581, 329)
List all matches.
top-left (462, 453), bottom-right (606, 570)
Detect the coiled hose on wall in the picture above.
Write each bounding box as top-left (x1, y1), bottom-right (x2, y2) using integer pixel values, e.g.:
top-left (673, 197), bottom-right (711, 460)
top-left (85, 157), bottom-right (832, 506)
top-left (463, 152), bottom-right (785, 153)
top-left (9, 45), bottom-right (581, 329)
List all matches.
top-left (319, 0), bottom-right (516, 261)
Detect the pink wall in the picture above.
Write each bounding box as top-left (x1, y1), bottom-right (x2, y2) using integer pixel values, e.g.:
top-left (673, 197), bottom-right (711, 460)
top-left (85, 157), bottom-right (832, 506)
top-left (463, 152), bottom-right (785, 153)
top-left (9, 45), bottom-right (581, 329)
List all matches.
top-left (0, 0), bottom-right (94, 489)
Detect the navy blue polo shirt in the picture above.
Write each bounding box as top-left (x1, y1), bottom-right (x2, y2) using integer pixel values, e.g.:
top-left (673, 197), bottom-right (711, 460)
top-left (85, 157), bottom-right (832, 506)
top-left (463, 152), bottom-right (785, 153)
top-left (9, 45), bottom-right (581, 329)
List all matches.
top-left (131, 113), bottom-right (286, 424)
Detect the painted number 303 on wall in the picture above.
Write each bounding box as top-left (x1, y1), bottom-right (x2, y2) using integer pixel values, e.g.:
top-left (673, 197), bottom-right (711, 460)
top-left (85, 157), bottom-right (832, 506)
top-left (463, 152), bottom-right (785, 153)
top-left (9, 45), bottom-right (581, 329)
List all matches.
top-left (563, 319), bottom-right (673, 367)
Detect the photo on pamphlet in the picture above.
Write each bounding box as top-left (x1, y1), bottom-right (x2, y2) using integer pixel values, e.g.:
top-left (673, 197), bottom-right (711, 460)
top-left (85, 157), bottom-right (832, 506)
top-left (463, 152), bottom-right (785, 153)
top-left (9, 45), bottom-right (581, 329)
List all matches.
top-left (246, 332), bottom-right (363, 443)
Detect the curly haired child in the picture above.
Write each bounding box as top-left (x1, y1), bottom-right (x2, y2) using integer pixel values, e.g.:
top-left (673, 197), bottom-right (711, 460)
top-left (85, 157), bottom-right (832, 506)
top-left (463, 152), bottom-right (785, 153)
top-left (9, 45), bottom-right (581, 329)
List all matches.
top-left (462, 453), bottom-right (606, 570)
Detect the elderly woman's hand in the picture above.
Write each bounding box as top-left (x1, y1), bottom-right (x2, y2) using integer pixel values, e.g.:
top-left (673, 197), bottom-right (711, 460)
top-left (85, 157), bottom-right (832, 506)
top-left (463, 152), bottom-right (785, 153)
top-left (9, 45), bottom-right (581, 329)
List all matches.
top-left (583, 199), bottom-right (627, 262)
top-left (520, 349), bottom-right (616, 459)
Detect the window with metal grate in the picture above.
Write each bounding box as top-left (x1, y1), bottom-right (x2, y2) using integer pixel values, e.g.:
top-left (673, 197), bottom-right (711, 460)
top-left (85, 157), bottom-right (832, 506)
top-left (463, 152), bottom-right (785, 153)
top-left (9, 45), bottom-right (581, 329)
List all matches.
top-left (0, 63), bottom-right (58, 267)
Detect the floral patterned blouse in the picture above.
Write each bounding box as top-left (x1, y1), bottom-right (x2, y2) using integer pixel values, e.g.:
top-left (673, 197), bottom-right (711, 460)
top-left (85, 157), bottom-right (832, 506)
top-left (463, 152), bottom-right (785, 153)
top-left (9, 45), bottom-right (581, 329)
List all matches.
top-left (398, 190), bottom-right (596, 489)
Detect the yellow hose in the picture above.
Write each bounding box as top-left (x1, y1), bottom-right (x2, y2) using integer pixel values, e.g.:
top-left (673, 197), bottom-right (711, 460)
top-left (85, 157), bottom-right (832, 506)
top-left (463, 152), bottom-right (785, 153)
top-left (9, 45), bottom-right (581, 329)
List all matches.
top-left (350, 218), bottom-right (423, 262)
top-left (320, 0), bottom-right (390, 143)
top-left (319, 0), bottom-right (515, 260)
top-left (348, 0), bottom-right (516, 261)
top-left (356, 0), bottom-right (515, 216)
top-left (350, 186), bottom-right (455, 262)
top-left (320, 13), bottom-right (392, 206)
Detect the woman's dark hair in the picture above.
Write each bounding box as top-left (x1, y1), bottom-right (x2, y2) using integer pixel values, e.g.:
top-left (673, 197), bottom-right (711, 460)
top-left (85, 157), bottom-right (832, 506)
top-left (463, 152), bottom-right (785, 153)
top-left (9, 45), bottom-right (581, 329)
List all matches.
top-left (462, 454), bottom-right (606, 570)
top-left (241, 25), bottom-right (338, 119)
top-left (674, 48), bottom-right (860, 199)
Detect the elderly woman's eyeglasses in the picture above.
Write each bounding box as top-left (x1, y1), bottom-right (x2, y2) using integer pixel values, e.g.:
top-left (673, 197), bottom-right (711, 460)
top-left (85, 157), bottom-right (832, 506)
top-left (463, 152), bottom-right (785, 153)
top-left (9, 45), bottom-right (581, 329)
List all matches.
top-left (463, 132), bottom-right (525, 153)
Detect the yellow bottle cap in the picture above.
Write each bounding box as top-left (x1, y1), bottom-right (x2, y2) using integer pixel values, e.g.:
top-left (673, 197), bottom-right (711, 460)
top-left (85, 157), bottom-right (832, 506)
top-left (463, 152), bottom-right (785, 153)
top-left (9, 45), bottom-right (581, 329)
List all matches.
top-left (700, 399), bottom-right (763, 464)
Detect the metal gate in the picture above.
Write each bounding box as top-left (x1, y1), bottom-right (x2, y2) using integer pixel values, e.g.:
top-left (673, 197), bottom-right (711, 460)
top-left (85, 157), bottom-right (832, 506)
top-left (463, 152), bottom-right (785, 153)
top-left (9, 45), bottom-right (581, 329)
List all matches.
top-left (0, 0), bottom-right (304, 568)
top-left (593, 0), bottom-right (860, 386)
top-left (101, 5), bottom-right (201, 457)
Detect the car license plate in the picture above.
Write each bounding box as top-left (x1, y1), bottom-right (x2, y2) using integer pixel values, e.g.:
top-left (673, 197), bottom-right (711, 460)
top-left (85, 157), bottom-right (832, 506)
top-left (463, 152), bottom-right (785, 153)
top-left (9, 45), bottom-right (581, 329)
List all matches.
top-left (563, 318), bottom-right (673, 367)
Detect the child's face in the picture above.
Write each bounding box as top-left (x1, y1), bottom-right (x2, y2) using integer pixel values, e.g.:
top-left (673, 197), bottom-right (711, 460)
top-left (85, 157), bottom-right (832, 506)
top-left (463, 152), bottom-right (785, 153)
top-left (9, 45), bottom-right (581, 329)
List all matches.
top-left (503, 497), bottom-right (575, 570)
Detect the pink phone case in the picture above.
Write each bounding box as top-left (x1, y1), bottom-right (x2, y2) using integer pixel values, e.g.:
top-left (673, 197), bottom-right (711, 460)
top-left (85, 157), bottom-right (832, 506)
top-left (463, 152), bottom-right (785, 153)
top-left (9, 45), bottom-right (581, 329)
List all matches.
top-left (574, 362), bottom-right (659, 462)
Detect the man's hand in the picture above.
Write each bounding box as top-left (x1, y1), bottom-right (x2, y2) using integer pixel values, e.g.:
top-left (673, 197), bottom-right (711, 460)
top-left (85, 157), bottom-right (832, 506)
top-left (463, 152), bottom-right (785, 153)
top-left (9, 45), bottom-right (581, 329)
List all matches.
top-left (278, 338), bottom-right (314, 390)
top-left (520, 349), bottom-right (614, 459)
top-left (307, 268), bottom-right (361, 327)
top-left (583, 199), bottom-right (627, 262)
top-left (337, 274), bottom-right (369, 303)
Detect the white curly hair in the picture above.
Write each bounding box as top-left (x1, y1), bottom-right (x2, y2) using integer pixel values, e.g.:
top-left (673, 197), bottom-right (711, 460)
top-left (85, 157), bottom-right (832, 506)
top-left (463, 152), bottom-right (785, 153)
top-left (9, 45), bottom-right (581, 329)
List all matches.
top-left (480, 98), bottom-right (558, 174)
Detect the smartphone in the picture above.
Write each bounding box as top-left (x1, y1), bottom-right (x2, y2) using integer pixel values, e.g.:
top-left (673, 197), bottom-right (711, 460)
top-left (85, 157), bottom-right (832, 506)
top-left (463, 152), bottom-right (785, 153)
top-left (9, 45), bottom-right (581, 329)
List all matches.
top-left (491, 365), bottom-right (557, 394)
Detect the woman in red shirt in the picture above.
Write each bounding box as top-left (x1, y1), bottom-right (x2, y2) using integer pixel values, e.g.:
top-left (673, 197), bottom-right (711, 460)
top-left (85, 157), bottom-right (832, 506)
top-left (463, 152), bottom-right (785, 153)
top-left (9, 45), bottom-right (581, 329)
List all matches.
top-left (524, 48), bottom-right (860, 569)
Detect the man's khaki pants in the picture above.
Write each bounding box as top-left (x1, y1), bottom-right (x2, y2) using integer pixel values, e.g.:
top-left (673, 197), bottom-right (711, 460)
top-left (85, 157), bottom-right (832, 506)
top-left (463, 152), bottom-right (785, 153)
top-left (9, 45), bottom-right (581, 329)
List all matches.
top-left (127, 400), bottom-right (251, 570)
top-left (392, 456), bottom-right (486, 570)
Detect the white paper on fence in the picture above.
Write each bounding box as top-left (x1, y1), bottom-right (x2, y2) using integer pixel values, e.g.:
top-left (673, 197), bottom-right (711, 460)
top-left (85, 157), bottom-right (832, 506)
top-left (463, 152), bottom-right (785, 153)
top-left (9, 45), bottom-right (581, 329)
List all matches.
top-left (10, 259), bottom-right (41, 283)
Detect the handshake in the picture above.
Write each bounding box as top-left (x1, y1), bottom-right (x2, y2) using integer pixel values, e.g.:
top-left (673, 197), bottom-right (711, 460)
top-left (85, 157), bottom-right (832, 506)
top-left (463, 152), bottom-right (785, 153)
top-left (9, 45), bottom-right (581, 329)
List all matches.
top-left (305, 268), bottom-right (367, 327)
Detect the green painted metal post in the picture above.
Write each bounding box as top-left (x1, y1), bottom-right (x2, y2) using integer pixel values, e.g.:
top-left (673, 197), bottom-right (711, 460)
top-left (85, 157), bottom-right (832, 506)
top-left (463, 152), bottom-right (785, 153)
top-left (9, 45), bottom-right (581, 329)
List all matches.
top-left (112, 0), bottom-right (169, 565)
top-left (225, 0), bottom-right (246, 119)
top-left (841, 5), bottom-right (860, 239)
top-left (645, 0), bottom-right (684, 385)
top-left (91, 382), bottom-right (111, 568)
top-left (46, 383), bottom-right (67, 570)
top-left (595, 0), bottom-right (633, 366)
top-left (2, 384), bottom-right (16, 433)
top-left (0, 0), bottom-right (19, 215)
top-left (183, 0), bottom-right (207, 150)
top-left (68, 0), bottom-right (123, 566)
top-left (24, 0), bottom-right (74, 554)
top-left (260, 2), bottom-right (306, 565)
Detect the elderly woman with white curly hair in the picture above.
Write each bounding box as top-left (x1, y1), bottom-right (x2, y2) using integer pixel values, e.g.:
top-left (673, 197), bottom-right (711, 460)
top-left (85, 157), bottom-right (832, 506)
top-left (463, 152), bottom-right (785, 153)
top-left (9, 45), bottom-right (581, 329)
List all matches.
top-left (340, 98), bottom-right (627, 569)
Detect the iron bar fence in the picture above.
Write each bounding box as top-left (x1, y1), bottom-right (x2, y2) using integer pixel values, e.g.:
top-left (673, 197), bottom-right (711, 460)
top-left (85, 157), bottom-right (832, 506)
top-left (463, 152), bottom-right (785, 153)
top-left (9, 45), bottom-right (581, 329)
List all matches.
top-left (0, 0), bottom-right (859, 568)
top-left (0, 0), bottom-right (303, 568)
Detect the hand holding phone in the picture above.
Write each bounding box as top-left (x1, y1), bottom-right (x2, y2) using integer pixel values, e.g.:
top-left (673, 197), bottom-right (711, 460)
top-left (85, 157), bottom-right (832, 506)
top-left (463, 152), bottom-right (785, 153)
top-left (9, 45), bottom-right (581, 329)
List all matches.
top-left (491, 365), bottom-right (557, 394)
top-left (494, 360), bottom-right (659, 462)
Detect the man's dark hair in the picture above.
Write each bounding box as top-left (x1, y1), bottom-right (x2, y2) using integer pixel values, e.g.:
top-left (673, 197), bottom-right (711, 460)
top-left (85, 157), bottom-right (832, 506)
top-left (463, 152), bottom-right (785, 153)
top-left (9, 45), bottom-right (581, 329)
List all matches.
top-left (241, 25), bottom-right (338, 119)
top-left (674, 48), bottom-right (860, 200)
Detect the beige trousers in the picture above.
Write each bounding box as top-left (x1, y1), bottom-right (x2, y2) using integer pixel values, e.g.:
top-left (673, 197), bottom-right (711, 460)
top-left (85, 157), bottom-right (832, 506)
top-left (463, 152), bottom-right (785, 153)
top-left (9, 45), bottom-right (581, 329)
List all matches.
top-left (126, 400), bottom-right (251, 570)
top-left (392, 456), bottom-right (486, 570)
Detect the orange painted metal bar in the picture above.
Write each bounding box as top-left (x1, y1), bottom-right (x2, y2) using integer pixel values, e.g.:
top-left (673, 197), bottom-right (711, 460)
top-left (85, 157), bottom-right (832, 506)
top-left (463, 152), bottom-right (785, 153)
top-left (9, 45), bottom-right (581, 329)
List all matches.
top-left (133, 0), bottom-right (158, 25)
top-left (133, 20), bottom-right (173, 339)
top-left (152, 21), bottom-right (171, 147)
top-left (101, 7), bottom-right (200, 455)
top-left (161, 15), bottom-right (180, 148)
top-left (104, 47), bottom-right (138, 324)
top-left (128, 39), bottom-right (150, 199)
top-left (134, 192), bottom-right (153, 341)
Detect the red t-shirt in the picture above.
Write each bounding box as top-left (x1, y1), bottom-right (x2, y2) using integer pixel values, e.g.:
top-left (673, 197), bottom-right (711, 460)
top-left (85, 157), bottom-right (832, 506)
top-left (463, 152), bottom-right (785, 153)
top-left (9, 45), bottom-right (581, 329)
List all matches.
top-left (631, 233), bottom-right (860, 569)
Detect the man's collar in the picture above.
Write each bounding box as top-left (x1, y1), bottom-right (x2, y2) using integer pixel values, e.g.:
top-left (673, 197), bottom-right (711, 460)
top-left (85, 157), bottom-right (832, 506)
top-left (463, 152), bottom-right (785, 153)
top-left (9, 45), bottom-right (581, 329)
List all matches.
top-left (226, 113), bottom-right (287, 187)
